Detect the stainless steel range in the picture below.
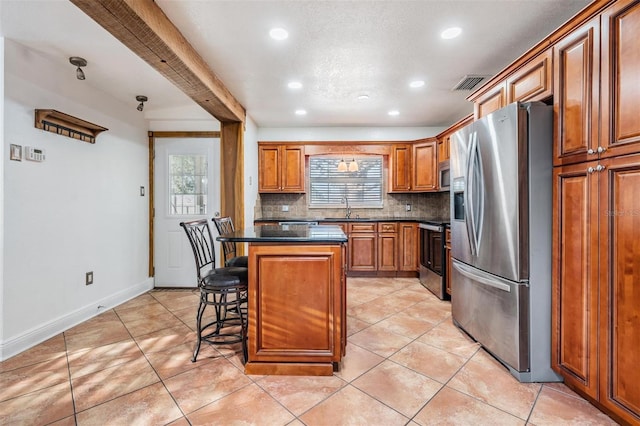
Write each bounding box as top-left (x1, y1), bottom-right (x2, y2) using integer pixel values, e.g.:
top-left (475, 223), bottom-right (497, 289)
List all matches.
top-left (419, 221), bottom-right (448, 300)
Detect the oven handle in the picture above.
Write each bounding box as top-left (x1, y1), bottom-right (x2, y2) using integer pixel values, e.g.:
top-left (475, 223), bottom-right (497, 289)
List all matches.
top-left (419, 223), bottom-right (443, 232)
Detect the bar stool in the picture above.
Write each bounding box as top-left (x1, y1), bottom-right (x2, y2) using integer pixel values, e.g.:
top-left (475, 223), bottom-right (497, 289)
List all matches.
top-left (212, 216), bottom-right (249, 268)
top-left (180, 219), bottom-right (248, 363)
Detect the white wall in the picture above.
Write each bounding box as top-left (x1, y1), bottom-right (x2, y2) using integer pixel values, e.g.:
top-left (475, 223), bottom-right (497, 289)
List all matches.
top-left (244, 116), bottom-right (259, 227)
top-left (1, 40), bottom-right (152, 360)
top-left (257, 126), bottom-right (446, 142)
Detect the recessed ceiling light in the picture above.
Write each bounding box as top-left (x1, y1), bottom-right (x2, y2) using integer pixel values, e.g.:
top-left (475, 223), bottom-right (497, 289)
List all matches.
top-left (441, 27), bottom-right (462, 39)
top-left (357, 94), bottom-right (370, 101)
top-left (269, 28), bottom-right (289, 40)
top-left (295, 109), bottom-right (307, 115)
top-left (288, 81), bottom-right (303, 89)
top-left (388, 110), bottom-right (400, 116)
top-left (409, 80), bottom-right (425, 88)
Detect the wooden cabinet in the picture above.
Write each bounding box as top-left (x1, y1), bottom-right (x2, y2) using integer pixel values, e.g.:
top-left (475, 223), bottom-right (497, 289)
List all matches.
top-left (506, 48), bottom-right (553, 103)
top-left (348, 222), bottom-right (377, 272)
top-left (413, 140), bottom-right (438, 191)
top-left (258, 144), bottom-right (305, 192)
top-left (377, 222), bottom-right (398, 271)
top-left (438, 135), bottom-right (450, 163)
top-left (553, 17), bottom-right (600, 166)
top-left (389, 144), bottom-right (412, 192)
top-left (398, 223), bottom-right (418, 272)
top-left (473, 82), bottom-right (506, 119)
top-left (600, 0), bottom-right (640, 160)
top-left (389, 140), bottom-right (438, 192)
top-left (445, 228), bottom-right (452, 296)
top-left (246, 243), bottom-right (345, 375)
top-left (553, 154), bottom-right (640, 424)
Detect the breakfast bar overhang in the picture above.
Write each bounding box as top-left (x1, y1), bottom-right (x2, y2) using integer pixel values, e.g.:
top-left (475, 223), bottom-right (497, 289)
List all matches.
top-left (217, 224), bottom-right (348, 376)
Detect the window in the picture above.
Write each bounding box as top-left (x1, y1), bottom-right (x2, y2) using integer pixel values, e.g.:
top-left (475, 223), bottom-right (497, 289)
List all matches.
top-left (169, 154), bottom-right (208, 214)
top-left (309, 156), bottom-right (383, 208)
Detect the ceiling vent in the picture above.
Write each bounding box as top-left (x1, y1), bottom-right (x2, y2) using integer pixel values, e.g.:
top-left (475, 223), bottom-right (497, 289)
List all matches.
top-left (452, 75), bottom-right (491, 91)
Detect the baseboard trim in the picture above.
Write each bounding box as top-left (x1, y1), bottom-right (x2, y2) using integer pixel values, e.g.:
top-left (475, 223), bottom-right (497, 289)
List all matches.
top-left (0, 277), bottom-right (154, 361)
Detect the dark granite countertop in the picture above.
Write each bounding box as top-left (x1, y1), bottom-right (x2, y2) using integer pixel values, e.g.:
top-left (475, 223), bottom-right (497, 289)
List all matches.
top-left (255, 217), bottom-right (450, 225)
top-left (216, 225), bottom-right (348, 243)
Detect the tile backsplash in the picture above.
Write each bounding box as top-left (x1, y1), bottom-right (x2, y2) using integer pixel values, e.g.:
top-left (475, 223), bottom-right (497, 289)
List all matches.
top-left (255, 192), bottom-right (450, 220)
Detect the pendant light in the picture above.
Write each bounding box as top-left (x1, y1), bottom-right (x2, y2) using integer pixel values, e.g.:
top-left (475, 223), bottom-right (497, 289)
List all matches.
top-left (337, 158), bottom-right (348, 172)
top-left (348, 158), bottom-right (359, 172)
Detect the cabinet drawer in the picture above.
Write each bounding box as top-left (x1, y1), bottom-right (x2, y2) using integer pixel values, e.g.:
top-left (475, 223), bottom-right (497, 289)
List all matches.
top-left (378, 222), bottom-right (398, 233)
top-left (349, 223), bottom-right (377, 233)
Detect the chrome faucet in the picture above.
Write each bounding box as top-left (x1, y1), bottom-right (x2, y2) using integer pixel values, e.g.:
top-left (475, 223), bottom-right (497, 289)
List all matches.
top-left (341, 196), bottom-right (352, 219)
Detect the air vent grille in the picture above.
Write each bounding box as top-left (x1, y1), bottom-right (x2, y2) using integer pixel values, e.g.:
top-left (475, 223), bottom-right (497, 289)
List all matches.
top-left (452, 75), bottom-right (490, 91)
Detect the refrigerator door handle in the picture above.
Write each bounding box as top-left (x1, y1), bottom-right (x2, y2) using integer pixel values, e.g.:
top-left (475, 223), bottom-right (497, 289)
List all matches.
top-left (474, 131), bottom-right (485, 250)
top-left (465, 132), bottom-right (479, 256)
top-left (453, 259), bottom-right (511, 292)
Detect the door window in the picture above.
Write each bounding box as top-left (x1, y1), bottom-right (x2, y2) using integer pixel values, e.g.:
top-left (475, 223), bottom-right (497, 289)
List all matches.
top-left (169, 154), bottom-right (208, 215)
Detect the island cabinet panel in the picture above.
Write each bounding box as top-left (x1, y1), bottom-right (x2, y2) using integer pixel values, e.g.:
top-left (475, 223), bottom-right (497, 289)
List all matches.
top-left (247, 244), bottom-right (344, 374)
top-left (600, 0), bottom-right (640, 160)
top-left (553, 17), bottom-right (600, 167)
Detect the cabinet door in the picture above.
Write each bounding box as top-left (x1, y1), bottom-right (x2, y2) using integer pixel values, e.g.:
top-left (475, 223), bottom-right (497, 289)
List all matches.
top-left (389, 144), bottom-right (412, 192)
top-left (398, 223), bottom-right (418, 272)
top-left (377, 233), bottom-right (398, 271)
top-left (258, 145), bottom-right (282, 192)
top-left (600, 0), bottom-right (640, 160)
top-left (281, 145), bottom-right (305, 192)
top-left (551, 161), bottom-right (600, 399)
top-left (348, 234), bottom-right (377, 271)
top-left (553, 17), bottom-right (600, 166)
top-left (474, 82), bottom-right (506, 119)
top-left (506, 48), bottom-right (553, 103)
top-left (438, 136), bottom-right (450, 163)
top-left (599, 154), bottom-right (640, 423)
top-left (413, 141), bottom-right (437, 191)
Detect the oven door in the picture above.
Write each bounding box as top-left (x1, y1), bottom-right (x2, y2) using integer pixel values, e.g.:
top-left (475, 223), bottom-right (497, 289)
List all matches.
top-left (419, 223), bottom-right (445, 299)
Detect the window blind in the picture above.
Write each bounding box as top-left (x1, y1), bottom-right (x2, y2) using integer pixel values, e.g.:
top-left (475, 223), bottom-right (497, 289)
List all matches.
top-left (309, 156), bottom-right (383, 207)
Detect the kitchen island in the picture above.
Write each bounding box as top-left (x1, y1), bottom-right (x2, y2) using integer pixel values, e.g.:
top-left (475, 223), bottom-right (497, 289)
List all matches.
top-left (217, 224), bottom-right (348, 376)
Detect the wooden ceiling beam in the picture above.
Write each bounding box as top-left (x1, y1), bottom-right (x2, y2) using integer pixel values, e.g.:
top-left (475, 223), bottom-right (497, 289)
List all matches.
top-left (70, 0), bottom-right (246, 123)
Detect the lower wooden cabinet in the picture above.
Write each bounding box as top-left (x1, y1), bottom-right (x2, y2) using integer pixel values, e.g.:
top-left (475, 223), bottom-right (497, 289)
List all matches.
top-left (378, 222), bottom-right (398, 271)
top-left (398, 223), bottom-right (418, 271)
top-left (348, 223), bottom-right (377, 272)
top-left (552, 153), bottom-right (640, 424)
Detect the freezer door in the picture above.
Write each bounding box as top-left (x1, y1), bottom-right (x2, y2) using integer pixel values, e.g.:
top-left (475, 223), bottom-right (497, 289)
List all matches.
top-left (451, 259), bottom-right (529, 372)
top-left (452, 103), bottom-right (529, 281)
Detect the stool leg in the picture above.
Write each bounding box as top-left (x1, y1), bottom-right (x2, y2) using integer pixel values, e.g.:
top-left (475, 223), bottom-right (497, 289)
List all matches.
top-left (236, 291), bottom-right (248, 363)
top-left (191, 295), bottom-right (206, 362)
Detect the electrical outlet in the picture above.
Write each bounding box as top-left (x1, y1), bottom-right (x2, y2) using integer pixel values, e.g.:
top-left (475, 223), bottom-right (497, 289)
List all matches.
top-left (86, 271), bottom-right (94, 286)
top-left (140, 186), bottom-right (145, 196)
top-left (282, 205), bottom-right (289, 212)
top-left (405, 203), bottom-right (412, 212)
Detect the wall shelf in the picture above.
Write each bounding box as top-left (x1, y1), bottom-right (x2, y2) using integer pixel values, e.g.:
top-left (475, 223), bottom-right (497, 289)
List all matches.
top-left (35, 109), bottom-right (108, 144)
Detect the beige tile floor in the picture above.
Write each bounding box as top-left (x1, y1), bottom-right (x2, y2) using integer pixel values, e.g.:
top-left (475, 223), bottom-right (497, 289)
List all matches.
top-left (0, 277), bottom-right (619, 425)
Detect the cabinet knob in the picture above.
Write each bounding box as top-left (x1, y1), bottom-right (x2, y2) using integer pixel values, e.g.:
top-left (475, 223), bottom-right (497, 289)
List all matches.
top-left (587, 166), bottom-right (595, 174)
top-left (596, 164), bottom-right (606, 172)
top-left (597, 146), bottom-right (607, 154)
top-left (587, 149), bottom-right (595, 155)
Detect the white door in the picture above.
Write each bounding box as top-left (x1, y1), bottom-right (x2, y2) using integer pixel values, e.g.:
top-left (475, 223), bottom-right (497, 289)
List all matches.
top-left (154, 137), bottom-right (220, 287)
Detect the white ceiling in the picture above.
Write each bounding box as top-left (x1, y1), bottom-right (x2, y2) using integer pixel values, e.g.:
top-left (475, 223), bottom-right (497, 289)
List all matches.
top-left (1, 0), bottom-right (592, 128)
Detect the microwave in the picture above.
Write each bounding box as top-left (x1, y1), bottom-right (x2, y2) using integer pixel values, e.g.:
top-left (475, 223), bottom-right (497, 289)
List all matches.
top-left (438, 160), bottom-right (450, 191)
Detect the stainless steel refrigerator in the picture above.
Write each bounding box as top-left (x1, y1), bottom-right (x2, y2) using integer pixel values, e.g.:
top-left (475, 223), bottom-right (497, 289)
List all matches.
top-left (450, 101), bottom-right (560, 382)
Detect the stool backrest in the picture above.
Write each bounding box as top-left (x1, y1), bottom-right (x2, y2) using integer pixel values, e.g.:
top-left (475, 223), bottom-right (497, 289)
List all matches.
top-left (212, 216), bottom-right (238, 266)
top-left (180, 219), bottom-right (217, 285)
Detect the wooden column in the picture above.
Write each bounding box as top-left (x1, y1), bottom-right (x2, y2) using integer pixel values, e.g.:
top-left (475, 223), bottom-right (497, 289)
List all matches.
top-left (220, 122), bottom-right (245, 256)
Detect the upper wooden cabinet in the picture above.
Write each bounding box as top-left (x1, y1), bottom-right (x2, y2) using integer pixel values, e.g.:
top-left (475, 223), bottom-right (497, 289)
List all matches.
top-left (506, 48), bottom-right (553, 104)
top-left (554, 0), bottom-right (640, 166)
top-left (413, 140), bottom-right (437, 191)
top-left (600, 0), bottom-right (640, 159)
top-left (472, 48), bottom-right (553, 120)
top-left (389, 139), bottom-right (437, 192)
top-left (437, 136), bottom-right (450, 163)
top-left (258, 144), bottom-right (305, 193)
top-left (553, 17), bottom-right (601, 166)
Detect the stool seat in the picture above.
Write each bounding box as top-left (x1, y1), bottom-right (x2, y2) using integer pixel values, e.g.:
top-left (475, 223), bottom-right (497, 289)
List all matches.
top-left (180, 219), bottom-right (249, 364)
